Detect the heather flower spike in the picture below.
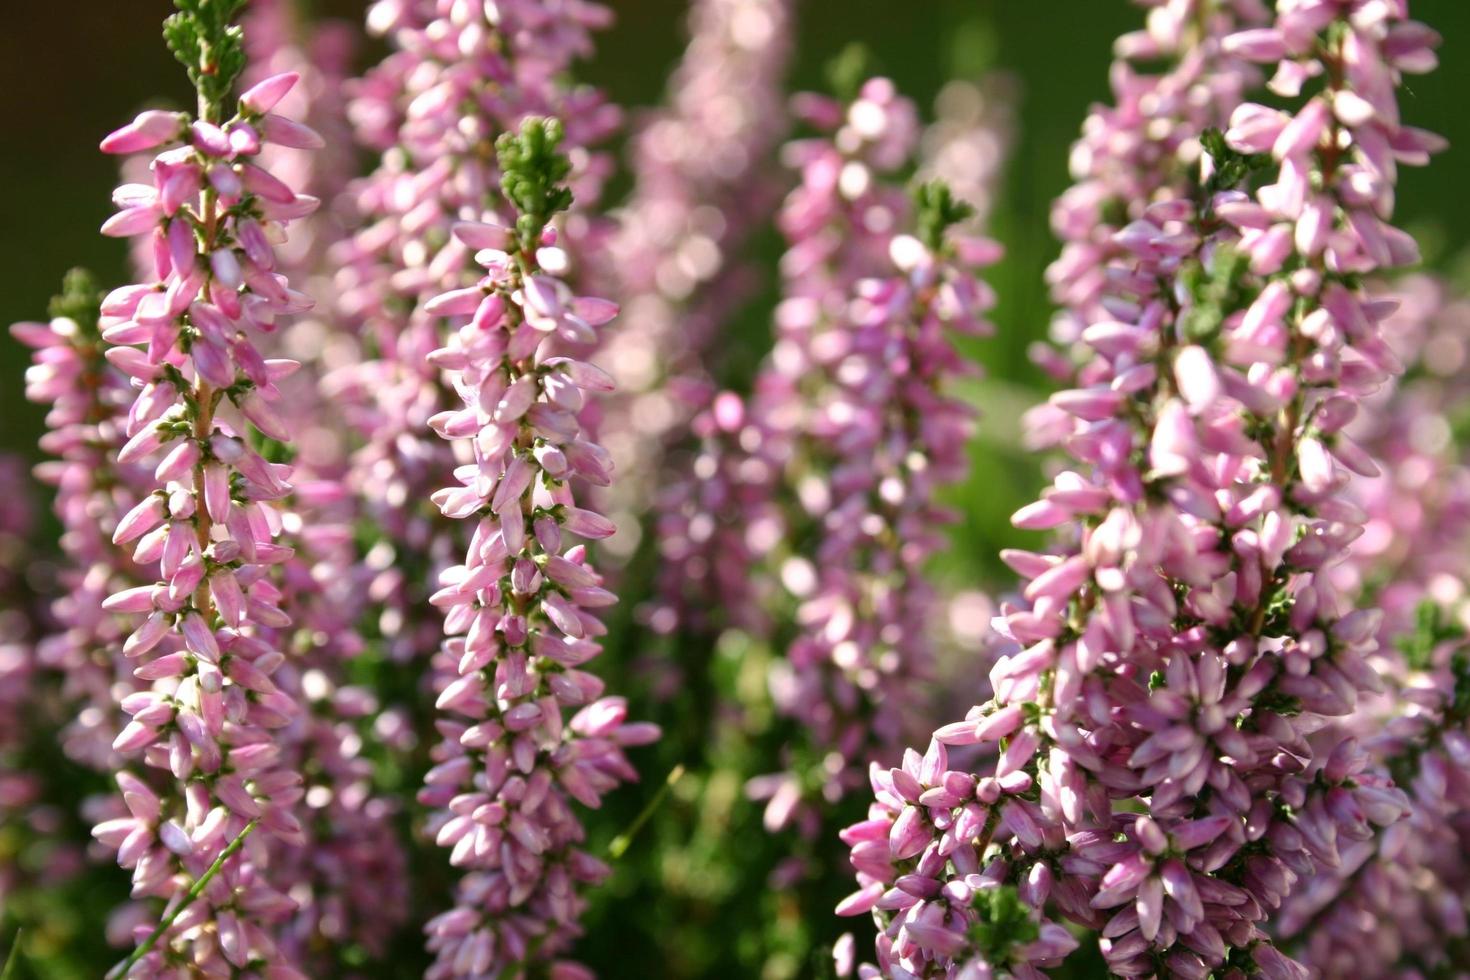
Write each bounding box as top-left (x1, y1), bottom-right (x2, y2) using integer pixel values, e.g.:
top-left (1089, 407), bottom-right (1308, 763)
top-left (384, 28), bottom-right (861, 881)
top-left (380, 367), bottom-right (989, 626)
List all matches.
top-left (419, 118), bottom-right (657, 978)
top-left (597, 0), bottom-right (796, 564)
top-left (840, 1), bottom-right (1445, 977)
top-left (14, 270), bottom-right (154, 772)
top-left (325, 0), bottom-right (615, 691)
top-left (87, 0), bottom-right (322, 973)
top-left (742, 77), bottom-right (996, 836)
top-left (1277, 276), bottom-right (1470, 974)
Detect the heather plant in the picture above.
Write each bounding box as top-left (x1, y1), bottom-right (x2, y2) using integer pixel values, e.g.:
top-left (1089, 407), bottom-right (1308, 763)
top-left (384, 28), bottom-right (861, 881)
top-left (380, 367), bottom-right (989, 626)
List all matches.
top-left (595, 0), bottom-right (795, 563)
top-left (1277, 270), bottom-right (1470, 975)
top-left (3, 0), bottom-right (1467, 978)
top-left (838, 1), bottom-right (1447, 977)
top-left (417, 116), bottom-right (658, 978)
top-left (599, 72), bottom-right (1010, 978)
top-left (84, 0), bottom-right (329, 972)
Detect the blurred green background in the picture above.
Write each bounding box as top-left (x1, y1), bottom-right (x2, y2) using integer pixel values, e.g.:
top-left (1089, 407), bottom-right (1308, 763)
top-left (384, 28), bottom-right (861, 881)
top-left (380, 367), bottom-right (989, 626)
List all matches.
top-left (2, 1), bottom-right (1468, 976)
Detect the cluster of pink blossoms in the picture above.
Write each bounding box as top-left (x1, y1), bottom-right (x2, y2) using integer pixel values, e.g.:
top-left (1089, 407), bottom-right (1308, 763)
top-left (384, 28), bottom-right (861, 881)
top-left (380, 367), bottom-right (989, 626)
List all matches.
top-left (653, 78), bottom-right (923, 644)
top-left (15, 274), bottom-right (155, 771)
top-left (840, 1), bottom-right (1444, 977)
top-left (654, 79), bottom-right (1002, 839)
top-left (323, 0), bottom-right (617, 676)
top-left (595, 0), bottom-right (794, 557)
top-left (1275, 273), bottom-right (1470, 975)
top-left (1041, 0), bottom-right (1267, 369)
top-left (416, 119), bottom-right (657, 978)
top-left (755, 81), bottom-right (992, 822)
top-left (87, 40), bottom-right (324, 972)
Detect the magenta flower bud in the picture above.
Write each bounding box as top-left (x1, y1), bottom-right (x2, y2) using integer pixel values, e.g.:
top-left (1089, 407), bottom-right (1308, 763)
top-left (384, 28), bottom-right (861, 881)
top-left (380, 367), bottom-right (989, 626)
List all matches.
top-left (1012, 499), bottom-right (1071, 530)
top-left (238, 71), bottom-right (299, 114)
top-left (190, 120), bottom-right (231, 156)
top-left (210, 249), bottom-right (244, 290)
top-left (208, 162), bottom-right (243, 200)
top-left (155, 438), bottom-right (199, 483)
top-left (101, 205), bottom-right (162, 238)
top-left (559, 507), bottom-right (614, 541)
top-left (179, 612), bottom-right (219, 663)
top-left (259, 113), bottom-right (324, 149)
top-left (494, 376), bottom-right (537, 422)
top-left (100, 109), bottom-right (184, 154)
top-left (424, 287), bottom-right (485, 317)
top-left (103, 585), bottom-right (157, 614)
top-left (239, 163), bottom-right (296, 204)
top-left (113, 720), bottom-right (160, 754)
top-left (1273, 97), bottom-right (1330, 161)
top-left (1222, 28), bottom-right (1288, 62)
top-left (238, 391), bottom-right (290, 441)
top-left (1174, 346), bottom-right (1221, 412)
top-left (452, 220), bottom-right (512, 250)
top-left (113, 493), bottom-right (167, 544)
top-left (1226, 103), bottom-right (1290, 154)
top-left (1050, 386), bottom-right (1124, 421)
top-left (888, 806), bottom-right (929, 860)
top-left (123, 612), bottom-right (171, 659)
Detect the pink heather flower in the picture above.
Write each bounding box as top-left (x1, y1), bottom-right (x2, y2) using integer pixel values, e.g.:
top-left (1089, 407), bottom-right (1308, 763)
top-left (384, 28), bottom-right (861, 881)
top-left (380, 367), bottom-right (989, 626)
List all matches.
top-left (1277, 272), bottom-right (1470, 974)
top-left (840, 2), bottom-right (1444, 977)
top-left (321, 0), bottom-right (617, 679)
top-left (1038, 0), bottom-right (1268, 382)
top-left (918, 76), bottom-right (1017, 233)
top-left (593, 0), bottom-right (794, 564)
top-left (86, 10), bottom-right (326, 969)
top-left (733, 79), bottom-right (996, 833)
top-left (417, 119), bottom-right (657, 978)
top-left (14, 276), bottom-right (157, 771)
top-left (640, 88), bottom-right (926, 672)
top-left (643, 389), bottom-right (785, 640)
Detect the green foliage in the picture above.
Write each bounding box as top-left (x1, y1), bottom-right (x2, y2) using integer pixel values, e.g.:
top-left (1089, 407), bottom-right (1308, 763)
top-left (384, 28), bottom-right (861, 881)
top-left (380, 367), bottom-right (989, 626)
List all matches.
top-left (967, 885), bottom-right (1039, 965)
top-left (1177, 245), bottom-right (1249, 344)
top-left (825, 42), bottom-right (875, 103)
top-left (1451, 652), bottom-right (1470, 722)
top-left (1398, 600), bottom-right (1465, 672)
top-left (913, 179), bottom-right (975, 253)
top-left (46, 269), bottom-right (103, 338)
top-left (496, 118), bottom-right (575, 252)
top-left (162, 0), bottom-right (248, 121)
top-left (2, 932), bottom-right (21, 980)
top-left (1200, 126), bottom-right (1272, 196)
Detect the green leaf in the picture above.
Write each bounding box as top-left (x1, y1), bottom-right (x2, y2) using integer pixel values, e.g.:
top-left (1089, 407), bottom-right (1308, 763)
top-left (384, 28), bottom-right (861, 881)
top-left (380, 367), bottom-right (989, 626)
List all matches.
top-left (496, 118), bottom-right (575, 250)
top-left (1397, 600), bottom-right (1465, 672)
top-left (162, 0), bottom-right (249, 120)
top-left (1200, 126), bottom-right (1273, 195)
top-left (825, 42), bottom-right (875, 103)
top-left (47, 268), bottom-right (104, 337)
top-left (2, 930), bottom-right (22, 980)
top-left (1178, 245), bottom-right (1248, 343)
top-left (912, 179), bottom-right (975, 252)
top-left (967, 884), bottom-right (1039, 964)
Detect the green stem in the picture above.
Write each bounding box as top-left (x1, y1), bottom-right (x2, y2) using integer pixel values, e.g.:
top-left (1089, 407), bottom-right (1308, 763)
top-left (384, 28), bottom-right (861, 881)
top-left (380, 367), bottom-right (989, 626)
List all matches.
top-left (608, 765), bottom-right (685, 860)
top-left (105, 819), bottom-right (259, 980)
top-left (2, 930), bottom-right (22, 980)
